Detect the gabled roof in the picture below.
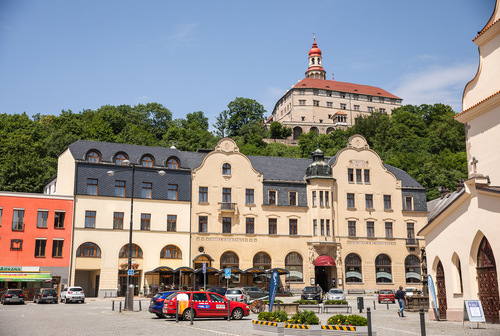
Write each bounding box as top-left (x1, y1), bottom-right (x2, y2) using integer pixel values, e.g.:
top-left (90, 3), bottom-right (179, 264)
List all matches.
top-left (293, 78), bottom-right (400, 99)
top-left (248, 156), bottom-right (311, 182)
top-left (419, 189), bottom-right (466, 235)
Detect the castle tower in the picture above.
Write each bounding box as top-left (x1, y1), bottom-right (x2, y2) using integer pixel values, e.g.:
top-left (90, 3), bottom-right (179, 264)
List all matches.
top-left (305, 37), bottom-right (326, 80)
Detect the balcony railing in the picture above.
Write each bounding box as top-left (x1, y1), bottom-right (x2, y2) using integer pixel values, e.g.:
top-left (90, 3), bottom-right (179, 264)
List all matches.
top-left (218, 202), bottom-right (235, 211)
top-left (406, 238), bottom-right (419, 246)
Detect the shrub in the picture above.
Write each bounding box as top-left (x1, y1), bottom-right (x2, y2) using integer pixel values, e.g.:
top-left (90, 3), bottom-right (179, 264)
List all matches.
top-left (262, 299), bottom-right (283, 304)
top-left (293, 299), bottom-right (318, 304)
top-left (257, 310), bottom-right (288, 322)
top-left (324, 300), bottom-right (348, 305)
top-left (327, 314), bottom-right (367, 326)
top-left (288, 310), bottom-right (320, 325)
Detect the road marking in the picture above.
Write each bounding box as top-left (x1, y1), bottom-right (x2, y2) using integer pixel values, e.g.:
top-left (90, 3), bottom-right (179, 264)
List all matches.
top-left (166, 322), bottom-right (240, 335)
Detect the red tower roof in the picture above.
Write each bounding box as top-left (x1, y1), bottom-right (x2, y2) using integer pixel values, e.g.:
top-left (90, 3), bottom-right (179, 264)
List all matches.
top-left (308, 37), bottom-right (322, 56)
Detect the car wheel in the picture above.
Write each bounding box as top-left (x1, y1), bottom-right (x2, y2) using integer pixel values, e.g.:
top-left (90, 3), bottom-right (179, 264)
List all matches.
top-left (64, 298), bottom-right (69, 304)
top-left (156, 313), bottom-right (165, 318)
top-left (182, 308), bottom-right (194, 321)
top-left (37, 299), bottom-right (41, 304)
top-left (81, 299), bottom-right (85, 304)
top-left (231, 308), bottom-right (244, 320)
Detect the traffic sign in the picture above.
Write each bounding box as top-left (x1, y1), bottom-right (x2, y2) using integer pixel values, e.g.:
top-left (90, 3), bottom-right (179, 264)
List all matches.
top-left (203, 262), bottom-right (206, 274)
top-left (225, 268), bottom-right (231, 279)
top-left (128, 269), bottom-right (134, 276)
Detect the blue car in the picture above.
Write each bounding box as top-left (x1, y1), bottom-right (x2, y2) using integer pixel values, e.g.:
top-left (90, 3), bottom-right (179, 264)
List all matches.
top-left (149, 291), bottom-right (176, 318)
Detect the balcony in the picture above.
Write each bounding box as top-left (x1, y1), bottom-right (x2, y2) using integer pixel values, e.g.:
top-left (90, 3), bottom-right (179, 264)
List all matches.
top-left (218, 202), bottom-right (236, 212)
top-left (406, 238), bottom-right (419, 246)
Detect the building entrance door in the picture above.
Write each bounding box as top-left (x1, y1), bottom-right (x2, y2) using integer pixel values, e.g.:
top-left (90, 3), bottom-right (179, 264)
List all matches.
top-left (436, 261), bottom-right (447, 320)
top-left (477, 237), bottom-right (499, 324)
top-left (118, 270), bottom-right (140, 296)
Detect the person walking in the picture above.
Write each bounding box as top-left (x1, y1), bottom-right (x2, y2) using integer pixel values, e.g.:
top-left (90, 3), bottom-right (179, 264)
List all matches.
top-left (395, 286), bottom-right (407, 317)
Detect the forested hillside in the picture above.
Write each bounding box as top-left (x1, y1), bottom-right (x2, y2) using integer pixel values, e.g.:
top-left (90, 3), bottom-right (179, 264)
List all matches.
top-left (0, 99), bottom-right (466, 200)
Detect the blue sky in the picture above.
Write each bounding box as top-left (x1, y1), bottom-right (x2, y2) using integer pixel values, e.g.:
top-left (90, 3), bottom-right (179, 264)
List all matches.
top-left (0, 0), bottom-right (495, 127)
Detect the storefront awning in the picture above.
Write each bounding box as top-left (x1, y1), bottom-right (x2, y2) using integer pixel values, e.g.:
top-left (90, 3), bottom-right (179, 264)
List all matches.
top-left (314, 255), bottom-right (336, 266)
top-left (146, 266), bottom-right (175, 274)
top-left (0, 273), bottom-right (52, 282)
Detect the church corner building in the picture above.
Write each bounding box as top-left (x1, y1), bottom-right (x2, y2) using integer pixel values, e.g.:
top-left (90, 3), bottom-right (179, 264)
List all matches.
top-left (420, 1), bottom-right (500, 323)
top-left (267, 37), bottom-right (402, 143)
top-left (45, 134), bottom-right (426, 297)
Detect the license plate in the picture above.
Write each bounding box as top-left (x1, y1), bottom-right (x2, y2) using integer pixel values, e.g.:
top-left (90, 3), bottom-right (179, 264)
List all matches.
top-left (47, 296), bottom-right (53, 298)
top-left (12, 296), bottom-right (18, 298)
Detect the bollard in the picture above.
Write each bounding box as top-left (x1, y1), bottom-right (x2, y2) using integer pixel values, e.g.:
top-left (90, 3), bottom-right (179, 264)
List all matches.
top-left (190, 303), bottom-right (194, 325)
top-left (373, 300), bottom-right (376, 310)
top-left (119, 301), bottom-right (122, 313)
top-left (139, 300), bottom-right (142, 311)
top-left (227, 301), bottom-right (230, 322)
top-left (112, 300), bottom-right (115, 311)
top-left (175, 301), bottom-right (179, 323)
top-left (420, 308), bottom-right (426, 336)
top-left (367, 307), bottom-right (372, 336)
top-left (386, 301), bottom-right (389, 310)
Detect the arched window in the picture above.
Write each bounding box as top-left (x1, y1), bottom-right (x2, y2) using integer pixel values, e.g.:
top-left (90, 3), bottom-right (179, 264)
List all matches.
top-left (375, 254), bottom-right (392, 283)
top-left (285, 252), bottom-right (303, 282)
top-left (76, 242), bottom-right (101, 257)
top-left (253, 252), bottom-right (271, 270)
top-left (310, 127), bottom-right (319, 135)
top-left (220, 251), bottom-right (239, 268)
top-left (119, 244), bottom-right (143, 258)
top-left (167, 157), bottom-right (179, 170)
top-left (222, 163), bottom-right (231, 175)
top-left (452, 253), bottom-right (463, 294)
top-left (345, 253), bottom-right (362, 283)
top-left (141, 155), bottom-right (154, 167)
top-left (160, 245), bottom-right (182, 259)
top-left (405, 255), bottom-right (421, 284)
top-left (87, 151), bottom-right (100, 163)
top-left (115, 153), bottom-right (128, 165)
top-left (293, 127), bottom-right (303, 140)
top-left (326, 127), bottom-right (334, 134)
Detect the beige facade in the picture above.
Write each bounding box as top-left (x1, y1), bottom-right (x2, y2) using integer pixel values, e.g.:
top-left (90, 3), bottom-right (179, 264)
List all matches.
top-left (269, 39), bottom-right (402, 141)
top-left (421, 1), bottom-right (500, 323)
top-left (190, 137), bottom-right (426, 293)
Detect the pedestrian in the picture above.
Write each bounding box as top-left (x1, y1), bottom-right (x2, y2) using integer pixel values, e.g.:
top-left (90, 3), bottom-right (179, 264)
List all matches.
top-left (395, 286), bottom-right (407, 317)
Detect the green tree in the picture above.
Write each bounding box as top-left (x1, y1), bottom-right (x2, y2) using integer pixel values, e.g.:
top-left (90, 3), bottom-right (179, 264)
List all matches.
top-left (214, 98), bottom-right (266, 137)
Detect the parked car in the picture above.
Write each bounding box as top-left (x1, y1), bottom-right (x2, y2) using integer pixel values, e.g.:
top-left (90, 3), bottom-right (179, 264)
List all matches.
top-left (1, 289), bottom-right (25, 305)
top-left (163, 291), bottom-right (250, 320)
top-left (243, 287), bottom-right (268, 300)
top-left (149, 291), bottom-right (176, 318)
top-left (207, 287), bottom-right (227, 296)
top-left (378, 289), bottom-right (395, 303)
top-left (301, 286), bottom-right (322, 303)
top-left (225, 288), bottom-right (250, 303)
top-left (60, 286), bottom-right (85, 303)
top-left (326, 288), bottom-right (346, 301)
top-left (405, 287), bottom-right (418, 298)
top-left (34, 288), bottom-right (58, 304)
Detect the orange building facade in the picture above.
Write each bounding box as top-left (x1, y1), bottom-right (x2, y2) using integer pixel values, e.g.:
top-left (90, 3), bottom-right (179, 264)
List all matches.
top-left (0, 192), bottom-right (73, 293)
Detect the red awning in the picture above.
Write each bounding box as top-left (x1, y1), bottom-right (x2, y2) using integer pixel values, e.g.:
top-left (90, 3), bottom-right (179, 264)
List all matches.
top-left (314, 255), bottom-right (336, 266)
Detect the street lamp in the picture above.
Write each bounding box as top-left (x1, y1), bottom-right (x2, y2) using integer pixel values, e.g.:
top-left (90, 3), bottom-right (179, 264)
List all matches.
top-left (107, 159), bottom-right (165, 310)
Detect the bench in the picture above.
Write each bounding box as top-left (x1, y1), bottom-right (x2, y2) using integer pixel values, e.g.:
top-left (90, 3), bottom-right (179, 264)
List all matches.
top-left (297, 304), bottom-right (321, 313)
top-left (322, 304), bottom-right (352, 314)
top-left (347, 289), bottom-right (365, 295)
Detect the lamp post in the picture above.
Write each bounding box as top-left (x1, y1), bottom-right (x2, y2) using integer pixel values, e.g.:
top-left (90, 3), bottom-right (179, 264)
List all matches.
top-left (107, 160), bottom-right (165, 310)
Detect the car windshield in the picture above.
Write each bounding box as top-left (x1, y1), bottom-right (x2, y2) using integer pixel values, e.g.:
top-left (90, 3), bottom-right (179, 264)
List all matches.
top-left (329, 289), bottom-right (343, 294)
top-left (8, 290), bottom-right (23, 294)
top-left (226, 290), bottom-right (241, 294)
top-left (303, 287), bottom-right (317, 292)
top-left (70, 287), bottom-right (83, 291)
top-left (380, 290), bottom-right (392, 294)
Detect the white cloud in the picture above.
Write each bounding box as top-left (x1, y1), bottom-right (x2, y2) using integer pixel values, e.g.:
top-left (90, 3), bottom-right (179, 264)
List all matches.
top-left (166, 23), bottom-right (197, 50)
top-left (393, 62), bottom-right (478, 112)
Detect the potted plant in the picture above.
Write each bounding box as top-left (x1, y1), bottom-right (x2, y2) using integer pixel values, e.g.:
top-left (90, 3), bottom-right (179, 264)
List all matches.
top-left (322, 314), bottom-right (374, 334)
top-left (322, 300), bottom-right (352, 314)
top-left (292, 299), bottom-right (320, 313)
top-left (253, 310), bottom-right (288, 336)
top-left (284, 310), bottom-right (322, 335)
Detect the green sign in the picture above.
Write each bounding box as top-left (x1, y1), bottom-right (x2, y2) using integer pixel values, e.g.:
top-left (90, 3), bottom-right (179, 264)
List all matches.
top-left (0, 266), bottom-right (22, 272)
top-left (0, 273), bottom-right (52, 282)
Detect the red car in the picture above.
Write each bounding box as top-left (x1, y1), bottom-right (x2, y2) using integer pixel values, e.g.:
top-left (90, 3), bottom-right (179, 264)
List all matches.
top-left (163, 291), bottom-right (250, 320)
top-left (378, 289), bottom-right (395, 303)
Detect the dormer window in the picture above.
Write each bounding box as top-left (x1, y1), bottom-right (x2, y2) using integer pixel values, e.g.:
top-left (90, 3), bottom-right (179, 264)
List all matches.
top-left (141, 155), bottom-right (154, 167)
top-left (167, 157), bottom-right (179, 170)
top-left (115, 153), bottom-right (128, 165)
top-left (87, 151), bottom-right (100, 163)
top-left (222, 163), bottom-right (231, 175)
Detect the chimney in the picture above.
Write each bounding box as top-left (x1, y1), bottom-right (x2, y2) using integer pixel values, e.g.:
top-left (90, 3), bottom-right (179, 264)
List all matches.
top-left (456, 180), bottom-right (464, 192)
top-left (438, 186), bottom-right (450, 199)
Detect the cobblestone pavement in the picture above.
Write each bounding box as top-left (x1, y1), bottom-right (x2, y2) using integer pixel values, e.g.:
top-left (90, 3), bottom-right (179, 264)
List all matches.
top-left (1, 296), bottom-right (499, 336)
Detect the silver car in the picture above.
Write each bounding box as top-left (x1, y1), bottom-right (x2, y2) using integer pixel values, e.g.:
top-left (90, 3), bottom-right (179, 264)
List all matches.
top-left (326, 288), bottom-right (346, 301)
top-left (225, 288), bottom-right (250, 303)
top-left (60, 286), bottom-right (85, 303)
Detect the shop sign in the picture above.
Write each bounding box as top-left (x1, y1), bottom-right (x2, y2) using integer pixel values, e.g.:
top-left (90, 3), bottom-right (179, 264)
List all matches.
top-left (0, 266), bottom-right (21, 272)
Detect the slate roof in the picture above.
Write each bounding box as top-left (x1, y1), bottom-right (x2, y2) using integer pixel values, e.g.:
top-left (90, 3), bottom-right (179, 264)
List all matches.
top-left (423, 189), bottom-right (466, 228)
top-left (66, 140), bottom-right (422, 187)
